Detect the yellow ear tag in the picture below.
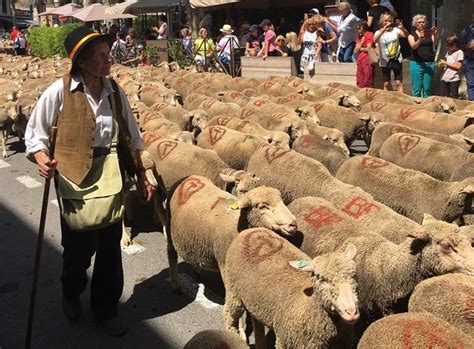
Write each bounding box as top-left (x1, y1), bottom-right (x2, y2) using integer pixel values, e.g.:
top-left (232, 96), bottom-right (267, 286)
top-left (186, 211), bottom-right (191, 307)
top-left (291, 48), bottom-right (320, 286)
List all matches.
top-left (225, 197), bottom-right (240, 210)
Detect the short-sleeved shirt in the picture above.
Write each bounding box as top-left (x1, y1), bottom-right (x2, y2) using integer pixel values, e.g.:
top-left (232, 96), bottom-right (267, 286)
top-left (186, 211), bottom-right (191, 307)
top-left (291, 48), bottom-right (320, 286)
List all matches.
top-left (356, 31), bottom-right (374, 61)
top-left (368, 5), bottom-right (390, 32)
top-left (337, 11), bottom-right (360, 47)
top-left (195, 37), bottom-right (215, 56)
top-left (264, 29), bottom-right (276, 53)
top-left (441, 49), bottom-right (464, 82)
top-left (218, 34), bottom-right (240, 59)
top-left (302, 30), bottom-right (318, 56)
top-left (375, 27), bottom-right (402, 67)
top-left (246, 34), bottom-right (264, 50)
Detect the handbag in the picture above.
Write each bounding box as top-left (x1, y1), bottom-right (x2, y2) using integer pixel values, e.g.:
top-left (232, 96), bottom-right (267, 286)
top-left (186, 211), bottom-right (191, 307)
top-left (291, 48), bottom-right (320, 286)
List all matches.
top-left (367, 46), bottom-right (379, 65)
top-left (56, 93), bottom-right (124, 231)
top-left (387, 57), bottom-right (402, 70)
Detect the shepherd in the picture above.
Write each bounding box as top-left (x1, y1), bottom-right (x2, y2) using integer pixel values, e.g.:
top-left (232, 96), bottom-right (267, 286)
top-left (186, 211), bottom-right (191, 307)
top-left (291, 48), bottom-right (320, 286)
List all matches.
top-left (24, 26), bottom-right (152, 336)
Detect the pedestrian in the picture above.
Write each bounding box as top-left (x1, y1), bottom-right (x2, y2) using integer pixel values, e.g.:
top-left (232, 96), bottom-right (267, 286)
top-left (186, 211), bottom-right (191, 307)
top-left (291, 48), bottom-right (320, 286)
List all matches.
top-left (10, 25), bottom-right (19, 44)
top-left (125, 27), bottom-right (136, 50)
top-left (216, 24), bottom-right (239, 65)
top-left (258, 19), bottom-right (277, 59)
top-left (460, 13), bottom-right (474, 100)
top-left (316, 15), bottom-right (338, 62)
top-left (275, 35), bottom-right (290, 56)
top-left (325, 1), bottom-right (360, 62)
top-left (244, 24), bottom-right (264, 57)
top-left (180, 27), bottom-right (193, 59)
top-left (153, 15), bottom-right (168, 39)
top-left (367, 0), bottom-right (390, 33)
top-left (439, 36), bottom-right (464, 99)
top-left (299, 16), bottom-right (322, 72)
top-left (24, 26), bottom-right (152, 336)
top-left (111, 31), bottom-right (128, 64)
top-left (194, 26), bottom-right (215, 70)
top-left (354, 20), bottom-right (375, 88)
top-left (13, 31), bottom-right (27, 56)
top-left (408, 14), bottom-right (438, 98)
top-left (374, 13), bottom-right (409, 92)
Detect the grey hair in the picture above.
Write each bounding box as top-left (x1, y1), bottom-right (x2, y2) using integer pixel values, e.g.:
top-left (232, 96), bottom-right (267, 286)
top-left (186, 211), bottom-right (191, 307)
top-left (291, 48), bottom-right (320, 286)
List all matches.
top-left (412, 14), bottom-right (427, 27)
top-left (338, 2), bottom-right (351, 11)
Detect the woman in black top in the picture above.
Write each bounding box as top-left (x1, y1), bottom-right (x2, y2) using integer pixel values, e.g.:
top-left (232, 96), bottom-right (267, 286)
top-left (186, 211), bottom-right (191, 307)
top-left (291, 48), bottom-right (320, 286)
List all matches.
top-left (408, 14), bottom-right (438, 98)
top-left (367, 0), bottom-right (390, 33)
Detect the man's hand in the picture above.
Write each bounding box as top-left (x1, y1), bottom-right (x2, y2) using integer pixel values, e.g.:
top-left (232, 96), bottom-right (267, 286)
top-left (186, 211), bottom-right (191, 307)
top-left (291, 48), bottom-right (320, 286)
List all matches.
top-left (33, 151), bottom-right (57, 179)
top-left (136, 170), bottom-right (153, 203)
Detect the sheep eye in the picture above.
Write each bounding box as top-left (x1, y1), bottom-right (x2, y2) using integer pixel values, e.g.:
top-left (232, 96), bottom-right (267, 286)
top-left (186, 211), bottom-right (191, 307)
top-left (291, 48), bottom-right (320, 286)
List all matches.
top-left (257, 203), bottom-right (269, 210)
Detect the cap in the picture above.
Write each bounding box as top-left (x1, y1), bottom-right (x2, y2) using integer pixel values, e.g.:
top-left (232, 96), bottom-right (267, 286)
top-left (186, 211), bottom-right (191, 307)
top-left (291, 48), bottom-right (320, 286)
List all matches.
top-left (249, 24), bottom-right (260, 32)
top-left (309, 8), bottom-right (320, 16)
top-left (260, 19), bottom-right (272, 27)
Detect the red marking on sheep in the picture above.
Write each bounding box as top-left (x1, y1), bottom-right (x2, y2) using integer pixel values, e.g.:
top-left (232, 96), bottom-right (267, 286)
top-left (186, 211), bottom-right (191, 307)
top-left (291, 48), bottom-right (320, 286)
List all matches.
top-left (177, 177), bottom-right (205, 206)
top-left (301, 94), bottom-right (313, 101)
top-left (202, 99), bottom-right (217, 110)
top-left (263, 81), bottom-right (275, 90)
top-left (365, 89), bottom-right (381, 100)
top-left (399, 108), bottom-right (418, 121)
top-left (462, 295), bottom-right (474, 325)
top-left (300, 135), bottom-right (318, 148)
top-left (209, 126), bottom-right (227, 145)
top-left (264, 147), bottom-right (290, 163)
top-left (142, 113), bottom-right (158, 125)
top-left (153, 103), bottom-right (169, 112)
top-left (370, 102), bottom-right (386, 112)
top-left (211, 197), bottom-right (226, 210)
top-left (361, 157), bottom-right (389, 169)
top-left (328, 82), bottom-right (341, 88)
top-left (400, 320), bottom-right (464, 349)
top-left (278, 97), bottom-right (291, 104)
top-left (325, 87), bottom-right (338, 97)
top-left (273, 113), bottom-right (287, 120)
top-left (397, 134), bottom-right (420, 156)
top-left (304, 206), bottom-right (343, 229)
top-left (230, 91), bottom-right (242, 99)
top-left (390, 125), bottom-right (410, 135)
top-left (254, 99), bottom-right (270, 107)
top-left (290, 80), bottom-right (304, 88)
top-left (240, 109), bottom-right (256, 119)
top-left (342, 196), bottom-right (381, 219)
top-left (186, 94), bottom-right (198, 103)
top-left (242, 229), bottom-right (284, 263)
top-left (156, 139), bottom-right (178, 160)
top-left (238, 120), bottom-right (251, 127)
top-left (141, 132), bottom-right (161, 146)
top-left (312, 103), bottom-right (323, 113)
top-left (192, 81), bottom-right (204, 88)
top-left (216, 116), bottom-right (232, 126)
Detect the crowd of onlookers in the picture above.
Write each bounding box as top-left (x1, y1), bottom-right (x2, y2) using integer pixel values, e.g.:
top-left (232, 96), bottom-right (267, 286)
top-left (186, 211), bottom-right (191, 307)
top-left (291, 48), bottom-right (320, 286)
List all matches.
top-left (1, 26), bottom-right (31, 56)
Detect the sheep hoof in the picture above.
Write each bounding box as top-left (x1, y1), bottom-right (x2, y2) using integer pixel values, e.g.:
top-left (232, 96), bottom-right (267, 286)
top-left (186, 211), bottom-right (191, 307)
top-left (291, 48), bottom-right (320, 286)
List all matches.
top-left (121, 232), bottom-right (133, 247)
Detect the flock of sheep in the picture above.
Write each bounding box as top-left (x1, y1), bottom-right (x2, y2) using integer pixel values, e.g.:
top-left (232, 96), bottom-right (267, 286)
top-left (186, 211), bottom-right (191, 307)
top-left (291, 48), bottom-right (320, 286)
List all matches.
top-left (1, 52), bottom-right (474, 348)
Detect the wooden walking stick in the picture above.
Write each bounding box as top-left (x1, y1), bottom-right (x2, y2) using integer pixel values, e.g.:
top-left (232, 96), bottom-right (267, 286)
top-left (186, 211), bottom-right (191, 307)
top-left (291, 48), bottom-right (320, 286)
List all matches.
top-left (25, 126), bottom-right (58, 349)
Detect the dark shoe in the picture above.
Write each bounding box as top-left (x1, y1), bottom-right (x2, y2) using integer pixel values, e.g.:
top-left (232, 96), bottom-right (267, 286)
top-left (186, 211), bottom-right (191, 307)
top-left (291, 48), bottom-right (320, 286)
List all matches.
top-left (94, 316), bottom-right (128, 337)
top-left (62, 296), bottom-right (82, 325)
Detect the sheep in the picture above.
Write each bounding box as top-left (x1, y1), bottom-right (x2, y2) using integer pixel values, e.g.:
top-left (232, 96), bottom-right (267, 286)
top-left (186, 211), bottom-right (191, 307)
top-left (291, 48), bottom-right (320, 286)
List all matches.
top-left (305, 123), bottom-right (350, 155)
top-left (198, 99), bottom-right (241, 118)
top-left (206, 115), bottom-right (290, 148)
top-left (462, 124), bottom-right (474, 140)
top-left (184, 330), bottom-right (249, 349)
top-left (256, 79), bottom-right (302, 96)
top-left (357, 312), bottom-right (473, 348)
top-left (423, 95), bottom-right (473, 111)
top-left (336, 156), bottom-right (474, 223)
top-left (288, 197), bottom-right (474, 319)
top-left (225, 76), bottom-right (260, 91)
top-left (184, 93), bottom-right (213, 111)
top-left (379, 133), bottom-right (474, 181)
top-left (223, 228), bottom-right (359, 349)
top-left (148, 103), bottom-right (208, 135)
top-left (0, 103), bottom-right (14, 158)
top-left (369, 122), bottom-right (474, 156)
top-left (292, 134), bottom-right (349, 175)
top-left (246, 146), bottom-right (428, 244)
top-left (140, 117), bottom-right (194, 144)
top-left (355, 87), bottom-right (417, 105)
top-left (216, 90), bottom-right (251, 107)
top-left (167, 176), bottom-right (297, 291)
top-left (310, 102), bottom-right (374, 145)
top-left (408, 274), bottom-right (474, 337)
top-left (197, 126), bottom-right (268, 170)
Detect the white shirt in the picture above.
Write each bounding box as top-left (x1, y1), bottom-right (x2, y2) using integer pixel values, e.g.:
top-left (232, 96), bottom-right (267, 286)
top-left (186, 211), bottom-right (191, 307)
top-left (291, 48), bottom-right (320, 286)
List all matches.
top-left (302, 31), bottom-right (318, 56)
top-left (375, 27), bottom-right (403, 67)
top-left (25, 75), bottom-right (141, 159)
top-left (337, 11), bottom-right (359, 48)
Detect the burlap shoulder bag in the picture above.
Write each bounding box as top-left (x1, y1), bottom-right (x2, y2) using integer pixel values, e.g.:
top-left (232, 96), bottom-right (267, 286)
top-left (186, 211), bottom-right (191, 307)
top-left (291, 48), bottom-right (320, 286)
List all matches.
top-left (57, 92), bottom-right (124, 231)
top-left (367, 46), bottom-right (379, 65)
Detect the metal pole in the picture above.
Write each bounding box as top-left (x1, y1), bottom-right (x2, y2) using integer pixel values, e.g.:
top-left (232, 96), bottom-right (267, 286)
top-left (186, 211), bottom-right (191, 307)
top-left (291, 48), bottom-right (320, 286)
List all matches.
top-left (25, 127), bottom-right (58, 349)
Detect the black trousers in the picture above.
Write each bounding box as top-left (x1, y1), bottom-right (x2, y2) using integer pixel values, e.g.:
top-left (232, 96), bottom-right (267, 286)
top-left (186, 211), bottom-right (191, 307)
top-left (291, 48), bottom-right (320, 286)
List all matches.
top-left (440, 80), bottom-right (460, 99)
top-left (60, 217), bottom-right (124, 320)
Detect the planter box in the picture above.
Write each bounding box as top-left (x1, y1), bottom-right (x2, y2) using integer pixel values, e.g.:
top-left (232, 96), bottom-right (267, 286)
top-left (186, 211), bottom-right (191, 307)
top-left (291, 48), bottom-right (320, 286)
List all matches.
top-left (241, 56), bottom-right (297, 79)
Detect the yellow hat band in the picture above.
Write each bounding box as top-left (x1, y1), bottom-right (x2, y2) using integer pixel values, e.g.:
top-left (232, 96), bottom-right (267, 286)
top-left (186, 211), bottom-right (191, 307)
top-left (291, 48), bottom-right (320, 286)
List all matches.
top-left (68, 32), bottom-right (100, 60)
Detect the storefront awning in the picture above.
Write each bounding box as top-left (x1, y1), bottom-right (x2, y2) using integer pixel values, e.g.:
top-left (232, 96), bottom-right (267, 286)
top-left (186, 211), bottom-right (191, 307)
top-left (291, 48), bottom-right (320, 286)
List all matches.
top-left (190, 0), bottom-right (239, 8)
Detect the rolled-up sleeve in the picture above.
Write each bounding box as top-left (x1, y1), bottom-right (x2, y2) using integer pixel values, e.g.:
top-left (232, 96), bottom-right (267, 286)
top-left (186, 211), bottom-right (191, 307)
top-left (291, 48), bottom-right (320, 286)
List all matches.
top-left (117, 84), bottom-right (142, 150)
top-left (25, 78), bottom-right (63, 161)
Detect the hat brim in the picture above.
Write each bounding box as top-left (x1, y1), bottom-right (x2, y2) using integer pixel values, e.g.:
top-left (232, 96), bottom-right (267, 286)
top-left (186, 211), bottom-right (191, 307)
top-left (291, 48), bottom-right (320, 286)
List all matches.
top-left (70, 33), bottom-right (113, 71)
top-left (220, 28), bottom-right (234, 33)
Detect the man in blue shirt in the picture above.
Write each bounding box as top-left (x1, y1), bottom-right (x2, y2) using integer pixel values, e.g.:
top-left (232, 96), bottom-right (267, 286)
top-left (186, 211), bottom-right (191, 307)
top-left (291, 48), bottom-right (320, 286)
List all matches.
top-left (460, 14), bottom-right (474, 100)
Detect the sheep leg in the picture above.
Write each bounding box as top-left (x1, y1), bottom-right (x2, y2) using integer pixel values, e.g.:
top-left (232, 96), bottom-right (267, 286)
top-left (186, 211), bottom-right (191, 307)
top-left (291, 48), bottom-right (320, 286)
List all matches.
top-left (2, 132), bottom-right (7, 158)
top-left (251, 316), bottom-right (266, 349)
top-left (223, 289), bottom-right (245, 337)
top-left (120, 221), bottom-right (133, 247)
top-left (275, 337), bottom-right (285, 349)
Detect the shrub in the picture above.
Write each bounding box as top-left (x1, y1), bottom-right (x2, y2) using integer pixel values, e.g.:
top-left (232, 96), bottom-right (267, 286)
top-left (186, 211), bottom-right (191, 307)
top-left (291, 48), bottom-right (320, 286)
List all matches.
top-left (28, 23), bottom-right (82, 58)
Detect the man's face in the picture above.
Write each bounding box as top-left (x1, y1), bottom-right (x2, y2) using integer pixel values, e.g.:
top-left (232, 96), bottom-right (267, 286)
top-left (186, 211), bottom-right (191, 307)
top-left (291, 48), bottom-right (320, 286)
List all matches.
top-left (81, 41), bottom-right (112, 77)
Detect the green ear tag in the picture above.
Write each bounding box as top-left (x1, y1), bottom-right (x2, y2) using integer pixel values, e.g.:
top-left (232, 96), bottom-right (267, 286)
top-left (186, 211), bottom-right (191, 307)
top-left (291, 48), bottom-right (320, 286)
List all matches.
top-left (225, 197), bottom-right (240, 210)
top-left (297, 260), bottom-right (309, 269)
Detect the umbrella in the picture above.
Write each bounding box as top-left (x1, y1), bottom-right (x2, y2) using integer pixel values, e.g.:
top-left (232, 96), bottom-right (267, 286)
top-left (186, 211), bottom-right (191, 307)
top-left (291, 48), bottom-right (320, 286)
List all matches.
top-left (38, 3), bottom-right (83, 16)
top-left (104, 0), bottom-right (138, 15)
top-left (71, 3), bottom-right (135, 22)
top-left (124, 0), bottom-right (188, 14)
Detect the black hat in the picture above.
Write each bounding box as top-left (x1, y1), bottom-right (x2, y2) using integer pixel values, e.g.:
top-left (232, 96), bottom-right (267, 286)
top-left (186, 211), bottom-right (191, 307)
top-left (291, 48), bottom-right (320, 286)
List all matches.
top-left (260, 19), bottom-right (272, 27)
top-left (64, 26), bottom-right (111, 69)
top-left (249, 24), bottom-right (260, 32)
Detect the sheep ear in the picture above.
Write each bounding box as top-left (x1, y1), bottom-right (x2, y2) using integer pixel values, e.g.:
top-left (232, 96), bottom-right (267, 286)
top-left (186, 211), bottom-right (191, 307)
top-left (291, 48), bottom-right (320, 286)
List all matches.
top-left (344, 243), bottom-right (357, 260)
top-left (219, 173), bottom-right (236, 183)
top-left (407, 230), bottom-right (430, 241)
top-left (322, 134), bottom-right (329, 140)
top-left (289, 260), bottom-right (313, 273)
top-left (183, 111), bottom-right (194, 123)
top-left (238, 195), bottom-right (251, 209)
top-left (461, 184), bottom-right (474, 194)
top-left (358, 114), bottom-right (371, 121)
top-left (422, 213), bottom-right (436, 225)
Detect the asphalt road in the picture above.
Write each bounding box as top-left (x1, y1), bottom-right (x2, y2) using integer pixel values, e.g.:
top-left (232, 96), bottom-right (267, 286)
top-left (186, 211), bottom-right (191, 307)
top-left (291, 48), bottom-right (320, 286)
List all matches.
top-left (0, 139), bottom-right (226, 349)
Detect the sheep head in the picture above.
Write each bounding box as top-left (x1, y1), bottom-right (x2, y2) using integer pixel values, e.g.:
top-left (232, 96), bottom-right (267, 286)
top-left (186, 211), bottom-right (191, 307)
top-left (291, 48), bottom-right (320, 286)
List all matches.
top-left (239, 186), bottom-right (297, 236)
top-left (184, 109), bottom-right (208, 133)
top-left (337, 93), bottom-right (361, 111)
top-left (219, 168), bottom-right (261, 197)
top-left (295, 105), bottom-right (321, 125)
top-left (285, 120), bottom-right (309, 142)
top-left (437, 102), bottom-right (456, 113)
top-left (419, 214), bottom-right (474, 277)
top-left (262, 131), bottom-right (291, 148)
top-left (289, 244), bottom-right (359, 323)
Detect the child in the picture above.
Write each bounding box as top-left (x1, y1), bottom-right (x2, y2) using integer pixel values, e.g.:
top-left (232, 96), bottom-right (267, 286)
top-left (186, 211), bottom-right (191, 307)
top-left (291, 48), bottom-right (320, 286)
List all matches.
top-left (439, 35), bottom-right (464, 99)
top-left (13, 32), bottom-right (26, 56)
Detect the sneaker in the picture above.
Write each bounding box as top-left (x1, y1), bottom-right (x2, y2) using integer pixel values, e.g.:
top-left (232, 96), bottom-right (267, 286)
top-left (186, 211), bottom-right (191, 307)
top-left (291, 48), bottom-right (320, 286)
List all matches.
top-left (94, 316), bottom-right (128, 337)
top-left (62, 296), bottom-right (82, 325)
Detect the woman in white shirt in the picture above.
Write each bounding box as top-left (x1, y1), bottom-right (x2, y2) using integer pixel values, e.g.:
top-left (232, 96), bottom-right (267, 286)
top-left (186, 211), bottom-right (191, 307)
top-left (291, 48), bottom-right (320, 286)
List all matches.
top-left (374, 13), bottom-right (409, 92)
top-left (298, 16), bottom-right (321, 72)
top-left (153, 15), bottom-right (168, 39)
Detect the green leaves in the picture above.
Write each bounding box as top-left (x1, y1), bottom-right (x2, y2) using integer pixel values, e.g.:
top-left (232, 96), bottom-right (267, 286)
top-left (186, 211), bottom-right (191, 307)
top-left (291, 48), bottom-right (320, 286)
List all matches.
top-left (28, 23), bottom-right (82, 59)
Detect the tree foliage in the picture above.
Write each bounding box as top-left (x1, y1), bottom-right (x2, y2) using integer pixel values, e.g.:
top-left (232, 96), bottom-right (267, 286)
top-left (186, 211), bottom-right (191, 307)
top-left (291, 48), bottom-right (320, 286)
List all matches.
top-left (27, 23), bottom-right (82, 58)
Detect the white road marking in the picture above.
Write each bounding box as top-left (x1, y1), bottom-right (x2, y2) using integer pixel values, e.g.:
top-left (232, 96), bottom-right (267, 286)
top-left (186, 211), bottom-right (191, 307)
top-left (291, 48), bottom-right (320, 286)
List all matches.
top-left (0, 159), bottom-right (11, 168)
top-left (15, 175), bottom-right (42, 189)
top-left (122, 242), bottom-right (146, 255)
top-left (51, 199), bottom-right (59, 207)
top-left (176, 274), bottom-right (222, 309)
